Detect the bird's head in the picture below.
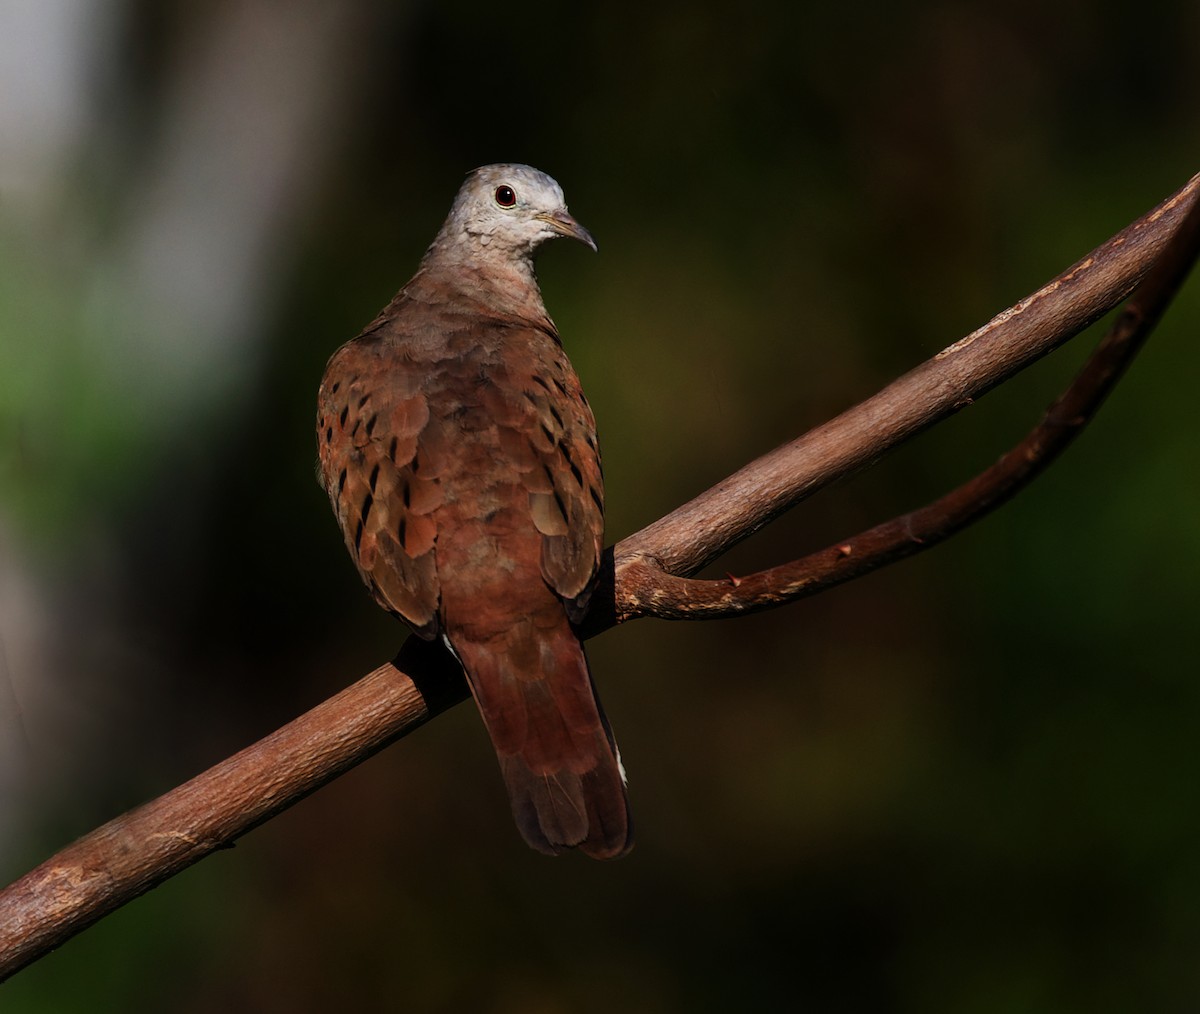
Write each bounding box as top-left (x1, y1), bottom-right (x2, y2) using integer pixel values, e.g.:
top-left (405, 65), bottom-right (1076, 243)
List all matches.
top-left (436, 163), bottom-right (597, 260)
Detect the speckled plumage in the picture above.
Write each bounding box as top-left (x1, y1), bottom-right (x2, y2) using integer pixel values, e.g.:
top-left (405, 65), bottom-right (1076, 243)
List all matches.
top-left (317, 165), bottom-right (631, 859)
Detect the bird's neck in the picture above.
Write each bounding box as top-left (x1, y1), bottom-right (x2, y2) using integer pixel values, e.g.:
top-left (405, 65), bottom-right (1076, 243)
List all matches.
top-left (408, 243), bottom-right (553, 327)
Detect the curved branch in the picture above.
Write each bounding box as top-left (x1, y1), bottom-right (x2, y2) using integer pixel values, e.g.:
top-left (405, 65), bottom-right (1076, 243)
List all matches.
top-left (611, 172), bottom-right (1200, 582)
top-left (612, 175), bottom-right (1200, 619)
top-left (1, 172), bottom-right (1197, 981)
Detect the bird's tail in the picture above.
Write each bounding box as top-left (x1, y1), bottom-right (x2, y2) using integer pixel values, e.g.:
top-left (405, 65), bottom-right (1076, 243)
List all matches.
top-left (453, 621), bottom-right (632, 860)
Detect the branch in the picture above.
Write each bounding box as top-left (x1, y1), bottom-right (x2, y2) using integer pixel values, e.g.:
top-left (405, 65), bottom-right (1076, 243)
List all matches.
top-left (2, 172), bottom-right (1198, 980)
top-left (609, 172), bottom-right (1200, 620)
top-left (0, 643), bottom-right (469, 982)
top-left (612, 172), bottom-right (1200, 581)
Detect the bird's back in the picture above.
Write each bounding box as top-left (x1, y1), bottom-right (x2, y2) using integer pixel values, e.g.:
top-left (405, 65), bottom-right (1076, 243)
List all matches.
top-left (318, 287), bottom-right (631, 858)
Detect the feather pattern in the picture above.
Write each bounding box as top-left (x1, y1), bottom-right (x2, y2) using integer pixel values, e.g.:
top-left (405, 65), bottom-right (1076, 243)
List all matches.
top-left (316, 164), bottom-right (630, 858)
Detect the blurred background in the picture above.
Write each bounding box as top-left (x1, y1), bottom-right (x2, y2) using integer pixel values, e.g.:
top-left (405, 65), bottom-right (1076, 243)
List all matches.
top-left (2, 0), bottom-right (1199, 1010)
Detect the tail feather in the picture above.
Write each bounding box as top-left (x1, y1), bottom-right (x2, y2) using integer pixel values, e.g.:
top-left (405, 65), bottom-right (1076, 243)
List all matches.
top-left (453, 622), bottom-right (632, 860)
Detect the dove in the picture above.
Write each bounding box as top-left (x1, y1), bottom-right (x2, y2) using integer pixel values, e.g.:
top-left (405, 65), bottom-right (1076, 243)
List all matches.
top-left (317, 164), bottom-right (631, 858)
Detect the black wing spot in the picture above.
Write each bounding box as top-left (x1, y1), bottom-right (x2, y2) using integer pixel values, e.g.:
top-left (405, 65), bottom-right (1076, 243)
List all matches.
top-left (358, 394), bottom-right (370, 408)
top-left (365, 414), bottom-right (378, 438)
top-left (330, 381), bottom-right (341, 394)
top-left (398, 516), bottom-right (407, 548)
top-left (540, 422), bottom-right (556, 444)
top-left (369, 463), bottom-right (380, 492)
top-left (548, 404), bottom-right (564, 427)
top-left (339, 405), bottom-right (349, 427)
top-left (589, 485), bottom-right (603, 512)
top-left (359, 492), bottom-right (374, 527)
top-left (560, 443), bottom-right (585, 487)
top-left (553, 488), bottom-right (569, 523)
top-left (325, 426), bottom-right (333, 443)
top-left (388, 435), bottom-right (398, 461)
top-left (337, 468), bottom-right (347, 495)
top-left (553, 378), bottom-right (569, 397)
top-left (402, 480), bottom-right (411, 507)
top-left (354, 519), bottom-right (364, 552)
top-left (531, 375), bottom-right (551, 391)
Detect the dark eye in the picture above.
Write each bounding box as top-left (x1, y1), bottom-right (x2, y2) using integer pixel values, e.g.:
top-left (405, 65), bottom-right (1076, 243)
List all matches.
top-left (494, 185), bottom-right (516, 208)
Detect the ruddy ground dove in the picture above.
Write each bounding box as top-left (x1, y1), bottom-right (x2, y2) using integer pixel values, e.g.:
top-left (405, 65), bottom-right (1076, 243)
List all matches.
top-left (316, 164), bottom-right (631, 858)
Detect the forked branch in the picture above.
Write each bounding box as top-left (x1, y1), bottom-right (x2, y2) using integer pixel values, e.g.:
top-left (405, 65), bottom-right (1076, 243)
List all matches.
top-left (607, 173), bottom-right (1200, 620)
top-left (2, 172), bottom-right (1198, 981)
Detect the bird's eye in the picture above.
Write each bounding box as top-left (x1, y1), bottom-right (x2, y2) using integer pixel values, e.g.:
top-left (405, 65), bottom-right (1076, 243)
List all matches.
top-left (494, 185), bottom-right (517, 208)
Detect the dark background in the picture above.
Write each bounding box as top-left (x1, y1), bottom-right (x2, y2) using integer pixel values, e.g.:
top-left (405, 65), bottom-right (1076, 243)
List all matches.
top-left (2, 1), bottom-right (1199, 1010)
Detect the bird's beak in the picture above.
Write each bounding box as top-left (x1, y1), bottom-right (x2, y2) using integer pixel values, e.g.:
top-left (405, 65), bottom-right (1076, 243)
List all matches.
top-left (537, 210), bottom-right (598, 252)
